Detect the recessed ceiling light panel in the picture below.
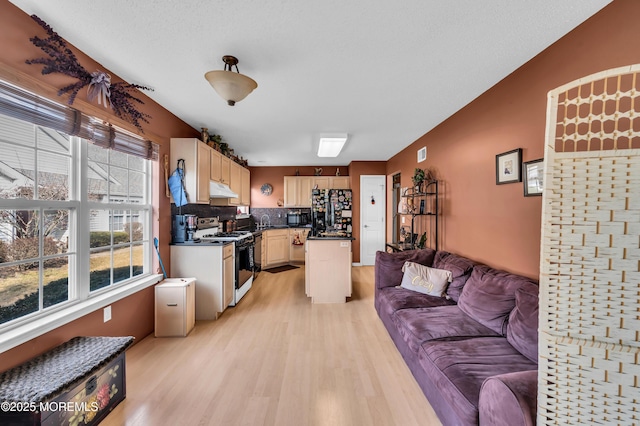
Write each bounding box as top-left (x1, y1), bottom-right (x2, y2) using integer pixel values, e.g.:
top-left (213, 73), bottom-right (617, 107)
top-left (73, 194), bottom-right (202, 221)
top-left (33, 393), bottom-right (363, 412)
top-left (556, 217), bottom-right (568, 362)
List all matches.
top-left (317, 134), bottom-right (348, 157)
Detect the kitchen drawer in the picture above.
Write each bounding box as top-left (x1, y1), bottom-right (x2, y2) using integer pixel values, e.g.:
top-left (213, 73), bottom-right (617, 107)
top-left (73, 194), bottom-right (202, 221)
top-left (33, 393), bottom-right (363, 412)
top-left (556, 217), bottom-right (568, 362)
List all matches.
top-left (265, 229), bottom-right (289, 238)
top-left (223, 243), bottom-right (233, 258)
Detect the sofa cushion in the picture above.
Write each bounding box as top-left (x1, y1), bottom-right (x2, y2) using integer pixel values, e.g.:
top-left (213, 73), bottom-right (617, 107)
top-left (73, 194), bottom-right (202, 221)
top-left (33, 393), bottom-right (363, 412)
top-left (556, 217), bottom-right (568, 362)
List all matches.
top-left (479, 370), bottom-right (538, 426)
top-left (432, 251), bottom-right (476, 302)
top-left (375, 249), bottom-right (436, 289)
top-left (392, 305), bottom-right (500, 354)
top-left (400, 262), bottom-right (452, 297)
top-left (458, 265), bottom-right (538, 335)
top-left (376, 287), bottom-right (455, 320)
top-left (507, 286), bottom-right (539, 363)
top-left (417, 337), bottom-right (538, 426)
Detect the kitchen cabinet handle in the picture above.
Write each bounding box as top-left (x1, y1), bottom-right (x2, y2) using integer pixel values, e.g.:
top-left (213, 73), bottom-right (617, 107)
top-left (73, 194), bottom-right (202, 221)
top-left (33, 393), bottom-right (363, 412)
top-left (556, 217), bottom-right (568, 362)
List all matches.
top-left (166, 303), bottom-right (178, 307)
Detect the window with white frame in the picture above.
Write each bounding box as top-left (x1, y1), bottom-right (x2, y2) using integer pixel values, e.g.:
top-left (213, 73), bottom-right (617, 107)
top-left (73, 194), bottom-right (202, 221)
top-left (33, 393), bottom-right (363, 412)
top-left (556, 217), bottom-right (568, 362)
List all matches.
top-left (0, 96), bottom-right (153, 326)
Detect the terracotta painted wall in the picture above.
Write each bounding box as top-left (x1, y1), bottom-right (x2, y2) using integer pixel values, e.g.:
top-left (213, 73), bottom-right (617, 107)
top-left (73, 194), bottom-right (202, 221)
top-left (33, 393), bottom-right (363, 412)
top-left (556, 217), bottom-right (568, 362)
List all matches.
top-left (387, 0), bottom-right (640, 279)
top-left (0, 1), bottom-right (198, 369)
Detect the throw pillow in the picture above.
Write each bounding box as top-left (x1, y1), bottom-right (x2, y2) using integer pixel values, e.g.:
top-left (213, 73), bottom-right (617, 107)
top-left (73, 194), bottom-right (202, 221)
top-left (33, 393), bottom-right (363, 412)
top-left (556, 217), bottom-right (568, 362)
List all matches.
top-left (374, 249), bottom-right (436, 289)
top-left (400, 261), bottom-right (452, 297)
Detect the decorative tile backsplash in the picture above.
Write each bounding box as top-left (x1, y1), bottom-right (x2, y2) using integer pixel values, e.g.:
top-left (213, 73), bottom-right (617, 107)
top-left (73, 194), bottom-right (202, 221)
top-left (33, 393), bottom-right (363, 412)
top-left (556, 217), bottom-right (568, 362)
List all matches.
top-left (250, 207), bottom-right (311, 226)
top-left (171, 204), bottom-right (236, 221)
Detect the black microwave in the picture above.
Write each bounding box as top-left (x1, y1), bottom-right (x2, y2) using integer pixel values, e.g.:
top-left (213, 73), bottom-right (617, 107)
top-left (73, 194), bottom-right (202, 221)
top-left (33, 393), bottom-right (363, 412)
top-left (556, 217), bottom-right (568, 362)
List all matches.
top-left (287, 212), bottom-right (309, 227)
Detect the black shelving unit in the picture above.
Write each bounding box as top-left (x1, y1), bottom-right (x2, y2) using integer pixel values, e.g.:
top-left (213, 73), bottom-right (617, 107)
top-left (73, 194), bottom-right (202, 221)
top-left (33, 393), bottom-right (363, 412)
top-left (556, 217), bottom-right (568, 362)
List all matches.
top-left (400, 180), bottom-right (438, 251)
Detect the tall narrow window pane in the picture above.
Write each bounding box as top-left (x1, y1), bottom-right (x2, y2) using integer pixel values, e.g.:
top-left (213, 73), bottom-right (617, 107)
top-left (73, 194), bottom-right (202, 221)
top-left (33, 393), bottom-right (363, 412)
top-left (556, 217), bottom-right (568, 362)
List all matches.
top-left (43, 256), bottom-right (69, 308)
top-left (0, 142), bottom-right (35, 200)
top-left (132, 243), bottom-right (143, 277)
top-left (113, 244), bottom-right (131, 285)
top-left (0, 261), bottom-right (39, 324)
top-left (90, 251), bottom-right (111, 292)
top-left (36, 127), bottom-right (70, 153)
top-left (109, 166), bottom-right (128, 203)
top-left (37, 152), bottom-right (70, 201)
top-left (129, 171), bottom-right (145, 201)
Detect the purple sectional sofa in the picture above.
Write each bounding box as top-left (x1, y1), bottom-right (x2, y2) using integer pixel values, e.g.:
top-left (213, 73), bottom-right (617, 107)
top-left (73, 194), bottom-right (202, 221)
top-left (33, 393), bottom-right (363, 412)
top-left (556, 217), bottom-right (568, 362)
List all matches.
top-left (374, 249), bottom-right (539, 426)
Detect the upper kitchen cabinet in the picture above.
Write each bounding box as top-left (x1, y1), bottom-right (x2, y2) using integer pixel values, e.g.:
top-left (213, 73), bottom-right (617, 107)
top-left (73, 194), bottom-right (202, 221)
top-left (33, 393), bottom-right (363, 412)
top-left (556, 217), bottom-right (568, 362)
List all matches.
top-left (314, 176), bottom-right (350, 190)
top-left (240, 167), bottom-right (250, 206)
top-left (210, 148), bottom-right (222, 182)
top-left (211, 149), bottom-right (232, 186)
top-left (284, 176), bottom-right (313, 207)
top-left (211, 160), bottom-right (250, 206)
top-left (170, 138), bottom-right (211, 204)
top-left (330, 176), bottom-right (350, 189)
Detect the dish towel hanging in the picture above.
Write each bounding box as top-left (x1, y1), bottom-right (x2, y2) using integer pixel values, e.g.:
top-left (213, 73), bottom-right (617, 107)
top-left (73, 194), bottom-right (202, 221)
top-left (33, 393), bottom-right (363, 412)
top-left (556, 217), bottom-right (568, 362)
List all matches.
top-left (168, 159), bottom-right (188, 207)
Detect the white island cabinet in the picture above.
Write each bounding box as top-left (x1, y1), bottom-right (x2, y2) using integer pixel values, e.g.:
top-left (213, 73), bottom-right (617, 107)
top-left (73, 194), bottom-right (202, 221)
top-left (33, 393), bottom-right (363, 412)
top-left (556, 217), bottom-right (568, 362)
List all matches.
top-left (305, 238), bottom-right (352, 303)
top-left (170, 243), bottom-right (234, 320)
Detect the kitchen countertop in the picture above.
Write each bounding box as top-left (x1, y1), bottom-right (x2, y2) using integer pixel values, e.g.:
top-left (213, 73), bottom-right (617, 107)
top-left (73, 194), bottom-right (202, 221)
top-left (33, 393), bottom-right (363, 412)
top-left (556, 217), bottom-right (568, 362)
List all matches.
top-left (170, 240), bottom-right (233, 246)
top-left (307, 235), bottom-right (355, 241)
top-left (254, 225), bottom-right (312, 231)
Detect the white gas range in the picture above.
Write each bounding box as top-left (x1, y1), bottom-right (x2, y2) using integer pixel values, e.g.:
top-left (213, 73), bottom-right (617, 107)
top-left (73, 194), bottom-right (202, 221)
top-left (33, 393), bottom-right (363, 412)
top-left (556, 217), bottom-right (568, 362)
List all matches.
top-left (194, 217), bottom-right (254, 306)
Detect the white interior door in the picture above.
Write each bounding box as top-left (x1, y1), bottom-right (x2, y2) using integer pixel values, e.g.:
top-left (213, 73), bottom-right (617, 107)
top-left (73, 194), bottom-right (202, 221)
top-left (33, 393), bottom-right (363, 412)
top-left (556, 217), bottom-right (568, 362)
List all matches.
top-left (360, 175), bottom-right (386, 265)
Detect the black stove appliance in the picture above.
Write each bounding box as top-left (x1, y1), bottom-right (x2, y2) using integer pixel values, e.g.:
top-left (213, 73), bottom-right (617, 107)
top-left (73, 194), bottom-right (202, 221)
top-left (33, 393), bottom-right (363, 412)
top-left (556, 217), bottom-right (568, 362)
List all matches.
top-left (194, 217), bottom-right (254, 306)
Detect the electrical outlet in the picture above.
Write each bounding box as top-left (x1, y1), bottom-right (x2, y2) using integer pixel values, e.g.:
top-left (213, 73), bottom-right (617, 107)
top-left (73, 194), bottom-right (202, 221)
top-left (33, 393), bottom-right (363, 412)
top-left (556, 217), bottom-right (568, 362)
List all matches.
top-left (402, 216), bottom-right (405, 224)
top-left (103, 306), bottom-right (112, 323)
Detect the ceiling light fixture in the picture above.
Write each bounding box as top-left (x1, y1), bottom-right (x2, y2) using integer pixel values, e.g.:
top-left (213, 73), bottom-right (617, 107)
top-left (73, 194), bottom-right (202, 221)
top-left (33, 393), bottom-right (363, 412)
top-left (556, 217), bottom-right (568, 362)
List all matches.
top-left (317, 134), bottom-right (348, 157)
top-left (204, 55), bottom-right (257, 106)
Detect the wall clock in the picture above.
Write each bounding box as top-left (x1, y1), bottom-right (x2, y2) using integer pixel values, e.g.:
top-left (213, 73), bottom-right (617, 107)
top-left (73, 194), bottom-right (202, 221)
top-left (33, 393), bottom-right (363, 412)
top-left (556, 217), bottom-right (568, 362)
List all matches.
top-left (260, 183), bottom-right (273, 196)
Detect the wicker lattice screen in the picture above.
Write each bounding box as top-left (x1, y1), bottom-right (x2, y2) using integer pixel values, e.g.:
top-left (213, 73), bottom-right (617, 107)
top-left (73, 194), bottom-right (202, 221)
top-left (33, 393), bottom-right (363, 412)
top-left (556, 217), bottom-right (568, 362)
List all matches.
top-left (539, 65), bottom-right (640, 425)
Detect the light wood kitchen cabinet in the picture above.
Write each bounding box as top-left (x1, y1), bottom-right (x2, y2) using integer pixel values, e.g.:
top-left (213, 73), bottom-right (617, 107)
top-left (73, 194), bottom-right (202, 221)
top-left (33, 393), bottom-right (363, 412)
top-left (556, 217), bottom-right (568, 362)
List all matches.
top-left (330, 176), bottom-right (350, 189)
top-left (263, 229), bottom-right (290, 268)
top-left (305, 238), bottom-right (352, 303)
top-left (314, 176), bottom-right (350, 190)
top-left (229, 161), bottom-right (242, 205)
top-left (220, 155), bottom-right (231, 185)
top-left (285, 176), bottom-right (350, 206)
top-left (170, 138), bottom-right (211, 204)
top-left (211, 161), bottom-right (250, 206)
top-left (240, 167), bottom-right (250, 206)
top-left (222, 244), bottom-right (234, 308)
top-left (289, 228), bottom-right (309, 262)
top-left (155, 278), bottom-right (196, 337)
top-left (313, 176), bottom-right (330, 190)
top-left (171, 244), bottom-right (233, 320)
top-left (210, 148), bottom-right (222, 182)
top-left (284, 176), bottom-right (313, 207)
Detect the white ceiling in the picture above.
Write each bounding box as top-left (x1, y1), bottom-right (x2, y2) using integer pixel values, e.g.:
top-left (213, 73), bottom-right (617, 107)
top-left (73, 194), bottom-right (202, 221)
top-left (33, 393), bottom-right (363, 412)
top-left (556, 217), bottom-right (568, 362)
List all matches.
top-left (8, 0), bottom-right (611, 166)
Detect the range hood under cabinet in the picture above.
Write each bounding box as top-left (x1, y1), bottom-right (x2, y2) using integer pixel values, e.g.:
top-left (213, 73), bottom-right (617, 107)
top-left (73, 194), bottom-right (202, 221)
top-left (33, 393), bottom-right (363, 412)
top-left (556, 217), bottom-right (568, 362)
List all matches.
top-left (210, 181), bottom-right (238, 198)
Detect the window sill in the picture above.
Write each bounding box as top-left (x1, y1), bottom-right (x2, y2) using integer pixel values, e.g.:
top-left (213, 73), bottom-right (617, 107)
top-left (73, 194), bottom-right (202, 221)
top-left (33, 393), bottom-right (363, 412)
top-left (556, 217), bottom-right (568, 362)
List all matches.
top-left (0, 274), bottom-right (163, 354)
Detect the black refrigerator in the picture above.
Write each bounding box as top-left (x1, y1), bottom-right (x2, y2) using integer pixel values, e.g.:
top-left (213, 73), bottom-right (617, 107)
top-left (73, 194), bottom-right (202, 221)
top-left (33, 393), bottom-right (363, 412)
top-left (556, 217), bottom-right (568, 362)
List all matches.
top-left (311, 189), bottom-right (353, 237)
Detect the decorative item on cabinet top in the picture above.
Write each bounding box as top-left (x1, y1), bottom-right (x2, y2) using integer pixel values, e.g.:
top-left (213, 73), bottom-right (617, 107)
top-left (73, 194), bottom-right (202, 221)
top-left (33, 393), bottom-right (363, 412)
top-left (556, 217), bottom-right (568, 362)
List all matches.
top-left (199, 133), bottom-right (249, 168)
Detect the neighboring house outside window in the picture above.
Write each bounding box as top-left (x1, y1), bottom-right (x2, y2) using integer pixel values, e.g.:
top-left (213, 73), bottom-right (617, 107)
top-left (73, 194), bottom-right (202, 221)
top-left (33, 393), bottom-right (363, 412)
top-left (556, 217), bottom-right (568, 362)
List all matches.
top-left (0, 112), bottom-right (152, 326)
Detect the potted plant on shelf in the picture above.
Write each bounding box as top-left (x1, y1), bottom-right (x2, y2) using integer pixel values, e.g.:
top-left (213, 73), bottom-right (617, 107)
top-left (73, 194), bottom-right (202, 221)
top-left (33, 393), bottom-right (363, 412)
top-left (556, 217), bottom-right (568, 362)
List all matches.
top-left (412, 168), bottom-right (425, 192)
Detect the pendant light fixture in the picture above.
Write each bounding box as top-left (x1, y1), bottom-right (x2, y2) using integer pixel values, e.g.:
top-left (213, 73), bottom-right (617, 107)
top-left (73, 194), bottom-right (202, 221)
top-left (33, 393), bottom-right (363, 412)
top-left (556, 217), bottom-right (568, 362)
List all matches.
top-left (204, 55), bottom-right (257, 106)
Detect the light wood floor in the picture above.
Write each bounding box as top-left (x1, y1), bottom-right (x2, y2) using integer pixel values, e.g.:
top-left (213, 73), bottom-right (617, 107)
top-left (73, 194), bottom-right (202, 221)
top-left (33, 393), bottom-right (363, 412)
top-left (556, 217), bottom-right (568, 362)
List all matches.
top-left (102, 266), bottom-right (441, 426)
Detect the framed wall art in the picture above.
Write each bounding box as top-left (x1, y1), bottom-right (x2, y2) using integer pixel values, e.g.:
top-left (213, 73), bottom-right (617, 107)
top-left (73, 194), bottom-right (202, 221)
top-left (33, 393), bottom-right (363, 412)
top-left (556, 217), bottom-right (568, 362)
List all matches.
top-left (523, 158), bottom-right (544, 196)
top-left (496, 148), bottom-right (522, 184)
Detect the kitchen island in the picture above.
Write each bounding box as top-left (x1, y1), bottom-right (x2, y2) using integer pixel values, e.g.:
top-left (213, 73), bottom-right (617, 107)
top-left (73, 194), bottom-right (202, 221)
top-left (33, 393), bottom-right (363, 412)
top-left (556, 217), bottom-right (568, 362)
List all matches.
top-left (304, 236), bottom-right (353, 303)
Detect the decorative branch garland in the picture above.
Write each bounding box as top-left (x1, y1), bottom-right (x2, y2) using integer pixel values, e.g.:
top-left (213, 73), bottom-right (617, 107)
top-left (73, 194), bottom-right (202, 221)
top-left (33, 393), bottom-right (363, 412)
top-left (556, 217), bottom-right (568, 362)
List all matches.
top-left (25, 15), bottom-right (153, 132)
